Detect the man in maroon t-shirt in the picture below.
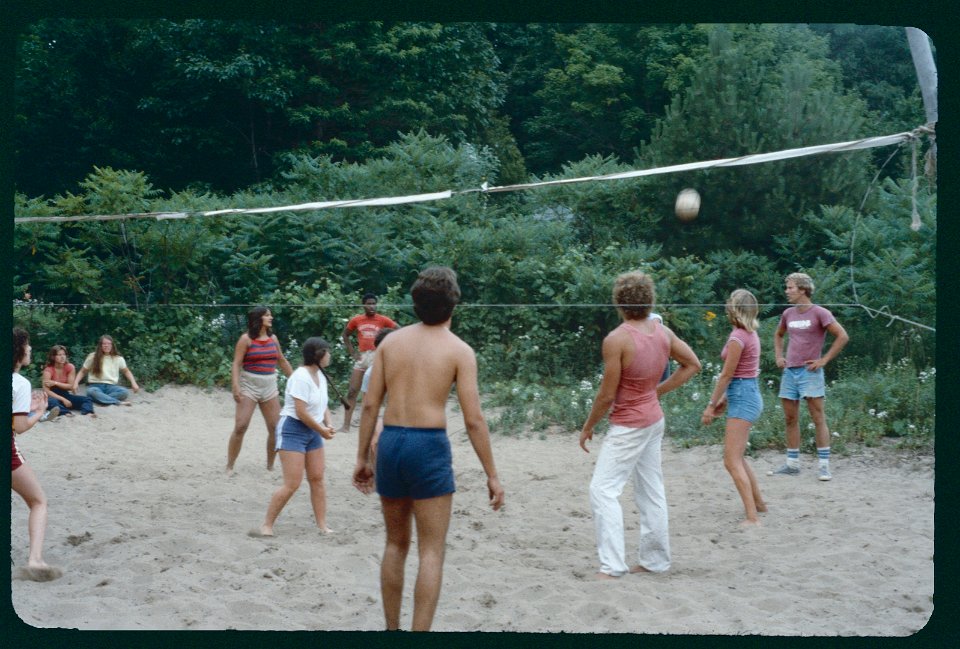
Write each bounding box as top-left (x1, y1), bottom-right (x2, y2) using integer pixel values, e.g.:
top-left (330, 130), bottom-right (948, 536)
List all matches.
top-left (340, 293), bottom-right (398, 432)
top-left (771, 273), bottom-right (848, 481)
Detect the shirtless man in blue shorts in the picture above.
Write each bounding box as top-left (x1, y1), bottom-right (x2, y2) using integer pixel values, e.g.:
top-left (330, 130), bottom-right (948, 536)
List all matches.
top-left (352, 266), bottom-right (505, 632)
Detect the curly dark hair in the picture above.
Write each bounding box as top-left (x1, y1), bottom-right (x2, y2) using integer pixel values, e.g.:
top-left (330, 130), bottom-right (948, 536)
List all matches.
top-left (612, 271), bottom-right (655, 319)
top-left (12, 327), bottom-right (30, 370)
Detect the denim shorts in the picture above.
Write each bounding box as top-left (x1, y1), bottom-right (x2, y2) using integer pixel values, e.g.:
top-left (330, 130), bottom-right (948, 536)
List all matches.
top-left (376, 426), bottom-right (455, 500)
top-left (726, 377), bottom-right (763, 423)
top-left (778, 366), bottom-right (826, 400)
top-left (275, 416), bottom-right (323, 453)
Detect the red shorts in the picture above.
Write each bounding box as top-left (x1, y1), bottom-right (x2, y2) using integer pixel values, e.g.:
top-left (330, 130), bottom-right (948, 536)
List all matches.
top-left (12, 432), bottom-right (24, 471)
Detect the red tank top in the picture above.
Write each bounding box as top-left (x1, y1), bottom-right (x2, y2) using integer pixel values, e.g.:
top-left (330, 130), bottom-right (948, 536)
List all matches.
top-left (243, 337), bottom-right (279, 374)
top-left (609, 321), bottom-right (670, 428)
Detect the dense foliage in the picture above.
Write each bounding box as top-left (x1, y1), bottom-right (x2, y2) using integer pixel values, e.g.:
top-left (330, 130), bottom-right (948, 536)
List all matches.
top-left (12, 21), bottom-right (936, 450)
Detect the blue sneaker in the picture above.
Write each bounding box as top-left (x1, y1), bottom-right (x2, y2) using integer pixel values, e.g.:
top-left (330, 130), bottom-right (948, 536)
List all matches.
top-left (767, 463), bottom-right (799, 476)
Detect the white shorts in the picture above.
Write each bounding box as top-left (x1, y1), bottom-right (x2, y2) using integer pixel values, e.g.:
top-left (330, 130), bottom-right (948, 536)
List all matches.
top-left (353, 351), bottom-right (375, 371)
top-left (238, 370), bottom-right (279, 403)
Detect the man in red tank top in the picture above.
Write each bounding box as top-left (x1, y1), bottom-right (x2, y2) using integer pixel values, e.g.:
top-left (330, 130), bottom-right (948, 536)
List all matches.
top-left (579, 272), bottom-right (700, 579)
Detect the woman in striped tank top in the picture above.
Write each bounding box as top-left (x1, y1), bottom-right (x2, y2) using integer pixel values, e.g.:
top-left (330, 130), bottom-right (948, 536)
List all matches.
top-left (226, 307), bottom-right (293, 473)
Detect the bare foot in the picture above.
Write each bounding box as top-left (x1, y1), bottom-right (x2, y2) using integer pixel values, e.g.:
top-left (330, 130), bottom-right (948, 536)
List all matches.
top-left (629, 564), bottom-right (653, 574)
top-left (740, 518), bottom-right (762, 527)
top-left (20, 563), bottom-right (63, 582)
top-left (593, 572), bottom-right (619, 580)
top-left (318, 526), bottom-right (333, 535)
top-left (756, 501), bottom-right (768, 513)
top-left (248, 527), bottom-right (274, 538)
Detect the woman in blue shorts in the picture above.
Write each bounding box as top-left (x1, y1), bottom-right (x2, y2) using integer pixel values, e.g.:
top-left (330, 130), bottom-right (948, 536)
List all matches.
top-left (701, 289), bottom-right (768, 525)
top-left (252, 337), bottom-right (336, 536)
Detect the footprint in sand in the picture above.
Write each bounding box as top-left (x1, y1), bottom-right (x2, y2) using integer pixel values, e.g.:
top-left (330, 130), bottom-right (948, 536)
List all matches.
top-left (17, 565), bottom-right (63, 582)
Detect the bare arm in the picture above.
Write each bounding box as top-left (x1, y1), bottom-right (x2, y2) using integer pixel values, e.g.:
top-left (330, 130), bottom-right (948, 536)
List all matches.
top-left (806, 321), bottom-right (849, 371)
top-left (293, 398), bottom-right (335, 439)
top-left (353, 346), bottom-right (386, 494)
top-left (122, 366), bottom-right (140, 392)
top-left (656, 328), bottom-right (701, 398)
top-left (13, 412), bottom-right (44, 434)
top-left (702, 338), bottom-right (741, 425)
top-left (273, 335), bottom-right (294, 378)
top-left (579, 334), bottom-right (623, 452)
top-left (42, 368), bottom-right (72, 406)
top-left (342, 325), bottom-right (358, 361)
top-left (774, 323), bottom-right (787, 368)
top-left (455, 347), bottom-right (504, 511)
top-left (231, 335), bottom-right (249, 402)
top-left (72, 367), bottom-right (87, 393)
top-left (14, 391), bottom-right (47, 433)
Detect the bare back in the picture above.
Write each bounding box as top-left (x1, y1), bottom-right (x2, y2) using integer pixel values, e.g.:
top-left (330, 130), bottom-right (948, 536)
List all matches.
top-left (379, 322), bottom-right (474, 429)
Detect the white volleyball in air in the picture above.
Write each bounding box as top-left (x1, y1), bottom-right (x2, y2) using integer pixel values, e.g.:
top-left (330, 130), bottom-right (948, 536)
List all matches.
top-left (674, 188), bottom-right (701, 222)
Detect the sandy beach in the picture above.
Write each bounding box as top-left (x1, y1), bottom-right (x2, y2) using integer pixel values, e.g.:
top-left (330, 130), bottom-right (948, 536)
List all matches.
top-left (9, 384), bottom-right (934, 635)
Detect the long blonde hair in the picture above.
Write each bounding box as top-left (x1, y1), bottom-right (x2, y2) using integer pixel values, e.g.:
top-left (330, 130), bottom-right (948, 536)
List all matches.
top-left (726, 289), bottom-right (759, 332)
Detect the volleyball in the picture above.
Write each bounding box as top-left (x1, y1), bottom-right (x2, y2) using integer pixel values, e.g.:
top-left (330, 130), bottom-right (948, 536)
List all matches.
top-left (675, 188), bottom-right (701, 221)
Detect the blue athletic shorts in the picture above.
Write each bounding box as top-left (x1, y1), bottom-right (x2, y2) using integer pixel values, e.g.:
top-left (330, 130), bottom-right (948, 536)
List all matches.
top-left (376, 426), bottom-right (455, 500)
top-left (778, 366), bottom-right (826, 400)
top-left (725, 377), bottom-right (763, 423)
top-left (276, 415), bottom-right (323, 453)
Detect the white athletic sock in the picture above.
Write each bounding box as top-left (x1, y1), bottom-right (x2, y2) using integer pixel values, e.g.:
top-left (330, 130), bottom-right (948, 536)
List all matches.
top-left (817, 447), bottom-right (830, 467)
top-left (786, 448), bottom-right (800, 468)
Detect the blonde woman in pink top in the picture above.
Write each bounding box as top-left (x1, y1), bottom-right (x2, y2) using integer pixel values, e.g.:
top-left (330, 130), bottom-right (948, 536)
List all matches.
top-left (702, 289), bottom-right (767, 525)
top-left (579, 271), bottom-right (700, 579)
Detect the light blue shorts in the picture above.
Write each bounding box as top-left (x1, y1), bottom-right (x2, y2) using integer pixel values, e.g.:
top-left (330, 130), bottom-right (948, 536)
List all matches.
top-left (275, 416), bottom-right (323, 453)
top-left (725, 378), bottom-right (763, 423)
top-left (778, 366), bottom-right (826, 400)
top-left (376, 426), bottom-right (455, 500)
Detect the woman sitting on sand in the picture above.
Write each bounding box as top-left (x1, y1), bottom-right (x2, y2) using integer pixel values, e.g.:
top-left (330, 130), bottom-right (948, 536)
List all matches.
top-left (12, 327), bottom-right (63, 582)
top-left (226, 307), bottom-right (294, 473)
top-left (252, 337), bottom-right (336, 537)
top-left (43, 345), bottom-right (96, 417)
top-left (73, 334), bottom-right (140, 406)
top-left (701, 289), bottom-right (768, 525)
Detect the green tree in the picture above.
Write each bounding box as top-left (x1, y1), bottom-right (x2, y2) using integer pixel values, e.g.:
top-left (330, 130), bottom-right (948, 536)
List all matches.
top-left (507, 23), bottom-right (702, 174)
top-left (638, 24), bottom-right (874, 256)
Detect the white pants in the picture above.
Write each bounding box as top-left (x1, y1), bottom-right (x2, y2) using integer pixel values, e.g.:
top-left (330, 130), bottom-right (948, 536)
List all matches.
top-left (589, 419), bottom-right (670, 575)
